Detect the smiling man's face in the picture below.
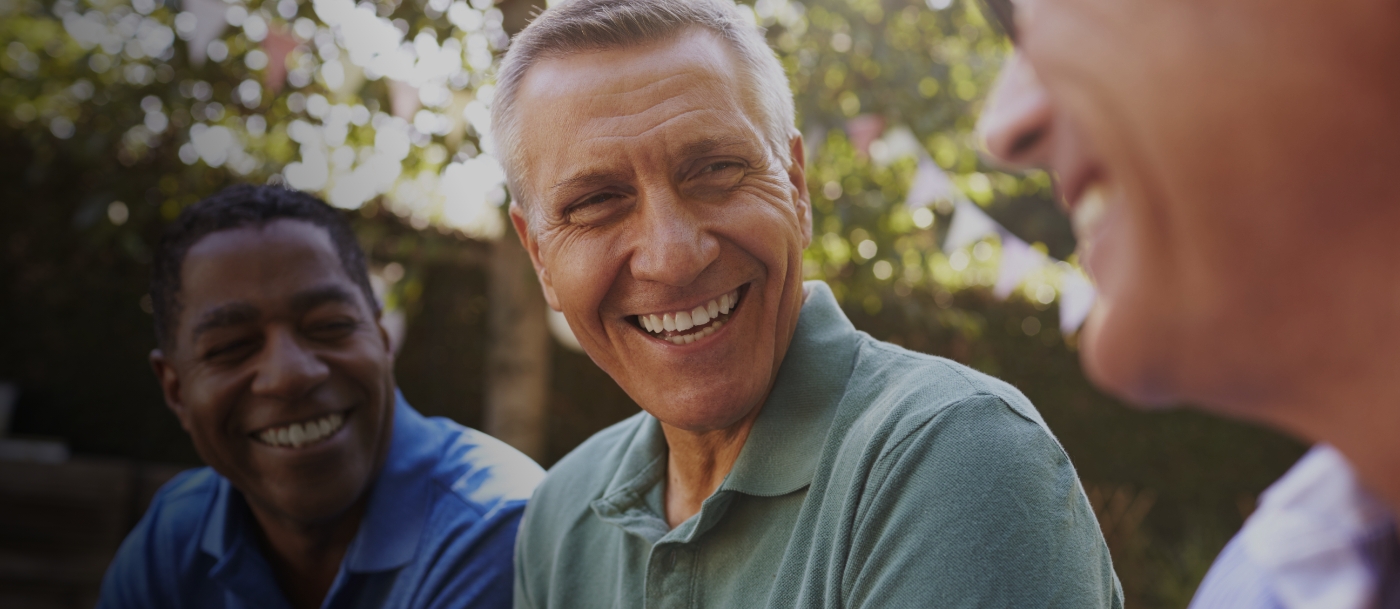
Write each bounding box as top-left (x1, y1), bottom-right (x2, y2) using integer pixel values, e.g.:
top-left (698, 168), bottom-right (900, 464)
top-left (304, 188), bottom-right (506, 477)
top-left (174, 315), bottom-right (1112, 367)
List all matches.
top-left (978, 0), bottom-right (1400, 415)
top-left (510, 29), bottom-right (812, 432)
top-left (152, 219), bottom-right (395, 525)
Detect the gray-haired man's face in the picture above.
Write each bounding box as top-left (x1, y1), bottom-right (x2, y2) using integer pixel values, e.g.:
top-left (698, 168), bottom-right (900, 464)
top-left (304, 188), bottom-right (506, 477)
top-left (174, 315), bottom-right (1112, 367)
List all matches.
top-left (509, 28), bottom-right (812, 433)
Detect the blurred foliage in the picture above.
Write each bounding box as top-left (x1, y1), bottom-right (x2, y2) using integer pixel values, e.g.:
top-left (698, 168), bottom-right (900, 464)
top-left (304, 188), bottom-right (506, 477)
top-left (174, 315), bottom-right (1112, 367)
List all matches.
top-left (0, 0), bottom-right (1307, 607)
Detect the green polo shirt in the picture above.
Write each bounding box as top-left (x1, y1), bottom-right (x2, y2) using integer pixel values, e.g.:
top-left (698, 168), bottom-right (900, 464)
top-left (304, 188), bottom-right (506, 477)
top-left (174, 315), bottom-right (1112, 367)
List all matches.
top-left (515, 281), bottom-right (1122, 609)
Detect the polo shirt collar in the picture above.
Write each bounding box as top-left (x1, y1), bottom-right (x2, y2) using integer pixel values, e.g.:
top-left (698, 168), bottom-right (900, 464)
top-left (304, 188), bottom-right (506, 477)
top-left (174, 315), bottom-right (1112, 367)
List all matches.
top-left (343, 392), bottom-right (437, 572)
top-left (720, 281), bottom-right (860, 497)
top-left (201, 392), bottom-right (438, 577)
top-left (590, 281), bottom-right (860, 537)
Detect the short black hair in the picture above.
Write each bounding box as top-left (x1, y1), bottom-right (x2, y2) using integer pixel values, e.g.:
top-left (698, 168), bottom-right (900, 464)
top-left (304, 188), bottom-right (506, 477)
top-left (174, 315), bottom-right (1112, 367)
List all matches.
top-left (150, 184), bottom-right (379, 349)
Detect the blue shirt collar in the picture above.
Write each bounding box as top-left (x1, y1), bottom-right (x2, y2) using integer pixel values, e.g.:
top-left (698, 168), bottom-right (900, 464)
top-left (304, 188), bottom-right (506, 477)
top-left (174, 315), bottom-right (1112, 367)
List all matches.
top-left (200, 393), bottom-right (440, 575)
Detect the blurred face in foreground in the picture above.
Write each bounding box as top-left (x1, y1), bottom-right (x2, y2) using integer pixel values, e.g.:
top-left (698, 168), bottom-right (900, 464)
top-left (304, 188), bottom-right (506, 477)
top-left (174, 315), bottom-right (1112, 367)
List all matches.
top-left (510, 29), bottom-right (812, 432)
top-left (152, 220), bottom-right (396, 527)
top-left (978, 0), bottom-right (1400, 426)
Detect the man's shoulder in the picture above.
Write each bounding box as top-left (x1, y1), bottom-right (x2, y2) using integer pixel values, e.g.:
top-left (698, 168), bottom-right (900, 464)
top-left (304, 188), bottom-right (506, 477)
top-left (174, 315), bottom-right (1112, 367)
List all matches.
top-left (825, 334), bottom-right (1061, 475)
top-left (141, 466), bottom-right (222, 537)
top-left (846, 333), bottom-right (1049, 430)
top-left (100, 466), bottom-right (221, 606)
top-left (416, 415), bottom-right (546, 516)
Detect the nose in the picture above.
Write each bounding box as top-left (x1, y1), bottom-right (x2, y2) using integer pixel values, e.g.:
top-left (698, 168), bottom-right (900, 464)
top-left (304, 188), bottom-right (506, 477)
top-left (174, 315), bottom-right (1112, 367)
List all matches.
top-left (978, 52), bottom-right (1054, 169)
top-left (628, 189), bottom-right (720, 287)
top-left (251, 326), bottom-right (329, 400)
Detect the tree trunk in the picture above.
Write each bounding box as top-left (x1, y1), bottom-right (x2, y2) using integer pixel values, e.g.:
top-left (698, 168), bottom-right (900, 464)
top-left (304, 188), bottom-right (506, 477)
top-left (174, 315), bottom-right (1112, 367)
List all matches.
top-left (484, 233), bottom-right (551, 462)
top-left (483, 0), bottom-right (551, 462)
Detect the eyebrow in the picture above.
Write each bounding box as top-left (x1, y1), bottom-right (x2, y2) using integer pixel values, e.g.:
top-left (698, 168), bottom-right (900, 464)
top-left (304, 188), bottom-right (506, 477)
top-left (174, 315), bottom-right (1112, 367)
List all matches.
top-left (191, 302), bottom-right (261, 341)
top-left (189, 285), bottom-right (361, 341)
top-left (675, 135), bottom-right (751, 160)
top-left (287, 284), bottom-right (361, 315)
top-left (549, 169), bottom-right (632, 195)
top-left (546, 136), bottom-right (754, 195)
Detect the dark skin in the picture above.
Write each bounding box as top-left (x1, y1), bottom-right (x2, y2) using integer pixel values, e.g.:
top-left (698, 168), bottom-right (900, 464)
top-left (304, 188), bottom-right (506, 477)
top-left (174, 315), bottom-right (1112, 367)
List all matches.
top-left (150, 219), bottom-right (397, 609)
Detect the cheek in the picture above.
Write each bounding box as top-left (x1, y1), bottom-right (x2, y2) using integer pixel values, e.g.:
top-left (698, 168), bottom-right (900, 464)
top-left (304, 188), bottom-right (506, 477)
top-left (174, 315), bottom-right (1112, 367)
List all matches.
top-left (722, 187), bottom-right (806, 261)
top-left (541, 234), bottom-right (625, 335)
top-left (180, 373), bottom-right (238, 433)
top-left (1077, 211), bottom-right (1191, 405)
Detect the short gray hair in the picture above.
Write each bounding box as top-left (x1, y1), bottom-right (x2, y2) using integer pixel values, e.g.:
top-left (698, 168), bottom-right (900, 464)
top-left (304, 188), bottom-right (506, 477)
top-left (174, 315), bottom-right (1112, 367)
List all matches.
top-left (490, 0), bottom-right (796, 218)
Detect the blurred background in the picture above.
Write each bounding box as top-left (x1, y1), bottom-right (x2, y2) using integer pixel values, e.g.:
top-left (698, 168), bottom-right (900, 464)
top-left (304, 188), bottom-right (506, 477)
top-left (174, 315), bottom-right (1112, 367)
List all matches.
top-left (0, 0), bottom-right (1305, 606)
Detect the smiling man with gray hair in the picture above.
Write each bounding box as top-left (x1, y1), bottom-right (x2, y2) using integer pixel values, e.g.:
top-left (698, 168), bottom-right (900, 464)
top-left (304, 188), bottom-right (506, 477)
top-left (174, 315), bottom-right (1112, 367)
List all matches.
top-left (494, 0), bottom-right (1121, 607)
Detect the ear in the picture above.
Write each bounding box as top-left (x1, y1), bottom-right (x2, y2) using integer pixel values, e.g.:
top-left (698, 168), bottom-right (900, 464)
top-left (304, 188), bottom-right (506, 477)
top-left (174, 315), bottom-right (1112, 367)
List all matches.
top-left (786, 132), bottom-right (813, 248)
top-left (376, 317), bottom-right (392, 354)
top-left (149, 348), bottom-right (192, 433)
top-left (509, 202), bottom-right (562, 311)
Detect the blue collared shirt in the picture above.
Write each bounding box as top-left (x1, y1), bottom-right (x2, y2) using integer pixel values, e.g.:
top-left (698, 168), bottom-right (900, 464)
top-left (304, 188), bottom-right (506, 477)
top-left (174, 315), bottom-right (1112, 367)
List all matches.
top-left (98, 395), bottom-right (545, 609)
top-left (1189, 445), bottom-right (1400, 609)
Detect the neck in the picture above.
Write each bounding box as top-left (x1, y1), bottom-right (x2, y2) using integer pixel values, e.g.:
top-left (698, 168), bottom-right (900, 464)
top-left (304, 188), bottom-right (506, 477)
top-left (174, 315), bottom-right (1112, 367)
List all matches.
top-left (658, 283), bottom-right (810, 528)
top-left (1249, 338), bottom-right (1400, 518)
top-left (660, 405), bottom-right (764, 529)
top-left (247, 497), bottom-right (368, 609)
top-left (1269, 391), bottom-right (1400, 518)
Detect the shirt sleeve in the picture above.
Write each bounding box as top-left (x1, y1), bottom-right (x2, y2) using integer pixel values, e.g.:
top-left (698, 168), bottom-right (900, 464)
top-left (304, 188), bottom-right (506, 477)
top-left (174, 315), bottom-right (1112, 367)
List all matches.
top-left (415, 500), bottom-right (528, 609)
top-left (96, 472), bottom-right (197, 609)
top-left (844, 394), bottom-right (1123, 609)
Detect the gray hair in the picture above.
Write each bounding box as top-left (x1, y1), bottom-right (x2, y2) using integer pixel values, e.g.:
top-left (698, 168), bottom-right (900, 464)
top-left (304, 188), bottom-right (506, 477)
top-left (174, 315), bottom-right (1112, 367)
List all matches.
top-left (490, 0), bottom-right (796, 221)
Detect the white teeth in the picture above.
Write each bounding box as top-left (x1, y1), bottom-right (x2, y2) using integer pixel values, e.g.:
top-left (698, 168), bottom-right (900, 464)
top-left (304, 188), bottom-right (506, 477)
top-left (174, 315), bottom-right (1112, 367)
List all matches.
top-left (255, 412), bottom-right (347, 448)
top-left (640, 288), bottom-right (742, 343)
top-left (664, 320), bottom-right (723, 345)
top-left (1071, 185), bottom-right (1108, 240)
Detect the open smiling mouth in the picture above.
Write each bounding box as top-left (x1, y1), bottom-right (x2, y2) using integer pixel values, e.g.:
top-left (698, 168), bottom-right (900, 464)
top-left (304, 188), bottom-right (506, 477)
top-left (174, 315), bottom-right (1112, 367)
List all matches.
top-left (632, 285), bottom-right (746, 346)
top-left (251, 410), bottom-right (349, 449)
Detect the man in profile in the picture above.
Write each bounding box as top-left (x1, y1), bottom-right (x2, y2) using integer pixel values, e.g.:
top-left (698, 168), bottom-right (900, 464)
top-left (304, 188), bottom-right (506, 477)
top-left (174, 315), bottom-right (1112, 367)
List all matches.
top-left (975, 0), bottom-right (1400, 605)
top-left (98, 185), bottom-right (544, 609)
top-left (493, 0), bottom-right (1120, 607)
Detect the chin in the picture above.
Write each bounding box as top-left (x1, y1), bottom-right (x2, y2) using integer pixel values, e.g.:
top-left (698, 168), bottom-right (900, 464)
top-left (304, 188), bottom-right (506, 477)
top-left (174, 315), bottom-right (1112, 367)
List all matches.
top-left (263, 481), bottom-right (366, 524)
top-left (644, 386), bottom-right (765, 433)
top-left (1078, 301), bottom-right (1184, 411)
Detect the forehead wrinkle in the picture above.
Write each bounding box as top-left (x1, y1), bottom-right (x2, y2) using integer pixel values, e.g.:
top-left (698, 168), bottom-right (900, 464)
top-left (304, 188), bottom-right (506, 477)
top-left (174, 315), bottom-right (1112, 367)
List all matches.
top-left (580, 108), bottom-right (718, 144)
top-left (576, 69), bottom-right (709, 107)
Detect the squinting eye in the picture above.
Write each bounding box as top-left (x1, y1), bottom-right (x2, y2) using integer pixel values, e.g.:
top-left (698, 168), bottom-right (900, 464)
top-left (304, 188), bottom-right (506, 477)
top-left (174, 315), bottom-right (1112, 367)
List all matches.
top-left (580, 192), bottom-right (618, 206)
top-left (565, 192), bottom-right (627, 225)
top-left (700, 161), bottom-right (742, 174)
top-left (204, 339), bottom-right (257, 362)
top-left (307, 320), bottom-right (357, 340)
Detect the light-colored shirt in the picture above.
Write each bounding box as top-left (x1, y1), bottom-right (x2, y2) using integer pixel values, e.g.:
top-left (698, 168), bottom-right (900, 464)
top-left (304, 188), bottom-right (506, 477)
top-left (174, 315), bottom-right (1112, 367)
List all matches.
top-left (1190, 445), bottom-right (1400, 609)
top-left (98, 395), bottom-right (545, 609)
top-left (514, 281), bottom-right (1122, 609)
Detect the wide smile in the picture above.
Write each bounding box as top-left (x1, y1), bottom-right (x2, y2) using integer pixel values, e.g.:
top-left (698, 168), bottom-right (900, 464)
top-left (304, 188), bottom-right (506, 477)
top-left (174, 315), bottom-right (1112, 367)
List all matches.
top-left (631, 284), bottom-right (747, 346)
top-left (250, 409), bottom-right (351, 449)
